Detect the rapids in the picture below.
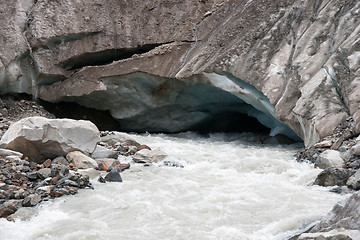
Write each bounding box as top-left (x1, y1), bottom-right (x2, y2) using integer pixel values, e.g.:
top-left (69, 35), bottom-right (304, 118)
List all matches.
top-left (0, 132), bottom-right (345, 240)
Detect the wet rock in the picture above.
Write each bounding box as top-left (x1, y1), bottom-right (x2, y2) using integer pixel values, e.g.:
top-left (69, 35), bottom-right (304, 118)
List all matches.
top-left (162, 160), bottom-right (184, 168)
top-left (22, 194), bottom-right (41, 207)
top-left (64, 186), bottom-right (78, 194)
top-left (104, 168), bottom-right (123, 182)
top-left (310, 191), bottom-right (360, 232)
top-left (97, 162), bottom-right (108, 171)
top-left (315, 150), bottom-right (345, 169)
top-left (92, 145), bottom-right (117, 159)
top-left (329, 186), bottom-right (351, 195)
top-left (0, 117), bottom-right (100, 163)
top-left (66, 151), bottom-right (97, 169)
top-left (6, 207), bottom-right (38, 221)
top-left (95, 158), bottom-right (116, 168)
top-left (133, 149), bottom-right (167, 163)
top-left (346, 169), bottom-right (360, 190)
top-left (110, 162), bottom-right (131, 172)
top-left (98, 175), bottom-right (106, 183)
top-left (56, 188), bottom-right (70, 196)
top-left (50, 191), bottom-right (64, 198)
top-left (313, 168), bottom-right (354, 187)
top-left (298, 229), bottom-right (360, 240)
top-left (101, 132), bottom-right (140, 149)
top-left (137, 145), bottom-right (151, 151)
top-left (0, 200), bottom-right (22, 218)
top-left (63, 180), bottom-right (79, 188)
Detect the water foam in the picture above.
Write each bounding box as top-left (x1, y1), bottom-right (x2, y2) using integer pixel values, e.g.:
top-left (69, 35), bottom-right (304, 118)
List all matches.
top-left (0, 132), bottom-right (345, 240)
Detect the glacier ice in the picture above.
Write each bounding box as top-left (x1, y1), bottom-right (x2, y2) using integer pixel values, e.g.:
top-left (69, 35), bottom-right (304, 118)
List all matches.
top-left (204, 72), bottom-right (301, 141)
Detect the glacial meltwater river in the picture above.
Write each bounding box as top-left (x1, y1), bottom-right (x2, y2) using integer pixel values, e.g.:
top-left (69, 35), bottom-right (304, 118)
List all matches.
top-left (0, 132), bottom-right (345, 240)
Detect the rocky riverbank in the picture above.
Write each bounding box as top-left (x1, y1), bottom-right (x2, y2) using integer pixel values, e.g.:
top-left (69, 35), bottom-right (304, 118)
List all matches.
top-left (296, 116), bottom-right (360, 192)
top-left (292, 116), bottom-right (360, 239)
top-left (0, 96), bottom-right (172, 220)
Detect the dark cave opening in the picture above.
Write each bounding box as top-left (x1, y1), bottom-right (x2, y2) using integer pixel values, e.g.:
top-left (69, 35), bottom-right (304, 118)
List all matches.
top-left (62, 43), bottom-right (165, 70)
top-left (39, 100), bottom-right (121, 131)
top-left (189, 111), bottom-right (270, 134)
top-left (39, 100), bottom-right (271, 135)
top-left (0, 93), bottom-right (297, 144)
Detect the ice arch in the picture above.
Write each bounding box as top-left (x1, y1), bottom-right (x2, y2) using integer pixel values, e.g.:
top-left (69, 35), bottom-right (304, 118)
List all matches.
top-left (41, 71), bottom-right (301, 142)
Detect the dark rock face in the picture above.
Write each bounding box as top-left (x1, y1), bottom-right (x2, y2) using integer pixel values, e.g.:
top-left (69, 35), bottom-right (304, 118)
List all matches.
top-left (104, 168), bottom-right (122, 182)
top-left (313, 168), bottom-right (354, 187)
top-left (0, 0), bottom-right (359, 146)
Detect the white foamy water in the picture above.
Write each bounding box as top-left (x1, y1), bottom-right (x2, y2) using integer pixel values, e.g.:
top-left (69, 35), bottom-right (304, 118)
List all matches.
top-left (0, 132), bottom-right (345, 240)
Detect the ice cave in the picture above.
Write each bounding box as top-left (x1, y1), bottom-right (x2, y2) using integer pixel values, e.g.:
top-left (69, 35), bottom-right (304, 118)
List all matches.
top-left (41, 71), bottom-right (301, 142)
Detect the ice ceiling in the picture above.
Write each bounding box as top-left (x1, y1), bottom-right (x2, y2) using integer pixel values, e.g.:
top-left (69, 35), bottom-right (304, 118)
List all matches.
top-left (43, 71), bottom-right (301, 141)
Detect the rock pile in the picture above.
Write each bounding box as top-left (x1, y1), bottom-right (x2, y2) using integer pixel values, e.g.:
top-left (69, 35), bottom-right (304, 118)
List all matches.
top-left (0, 112), bottom-right (174, 219)
top-left (0, 150), bottom-right (92, 218)
top-left (297, 117), bottom-right (360, 191)
top-left (98, 131), bottom-right (167, 166)
top-left (294, 117), bottom-right (360, 239)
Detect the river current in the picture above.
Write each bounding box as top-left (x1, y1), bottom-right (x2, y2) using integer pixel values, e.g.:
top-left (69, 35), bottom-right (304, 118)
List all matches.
top-left (0, 132), bottom-right (344, 240)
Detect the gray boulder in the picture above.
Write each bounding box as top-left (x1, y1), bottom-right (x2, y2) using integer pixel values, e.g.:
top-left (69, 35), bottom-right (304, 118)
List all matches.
top-left (315, 150), bottom-right (345, 169)
top-left (310, 191), bottom-right (360, 232)
top-left (351, 143), bottom-right (360, 157)
top-left (91, 145), bottom-right (117, 159)
top-left (313, 168), bottom-right (353, 187)
top-left (104, 168), bottom-right (123, 182)
top-left (101, 132), bottom-right (140, 148)
top-left (346, 169), bottom-right (360, 190)
top-left (52, 156), bottom-right (69, 166)
top-left (0, 117), bottom-right (100, 163)
top-left (95, 158), bottom-right (116, 168)
top-left (299, 229), bottom-right (360, 240)
top-left (133, 149), bottom-right (167, 164)
top-left (37, 168), bottom-right (51, 180)
top-left (66, 151), bottom-right (97, 169)
top-left (6, 207), bottom-right (38, 221)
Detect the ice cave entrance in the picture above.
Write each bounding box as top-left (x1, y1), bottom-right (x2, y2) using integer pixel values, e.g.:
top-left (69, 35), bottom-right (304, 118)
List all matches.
top-left (41, 71), bottom-right (302, 143)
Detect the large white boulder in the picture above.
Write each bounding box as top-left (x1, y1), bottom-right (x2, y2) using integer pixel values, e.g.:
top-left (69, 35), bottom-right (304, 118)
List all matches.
top-left (315, 150), bottom-right (345, 169)
top-left (0, 117), bottom-right (100, 163)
